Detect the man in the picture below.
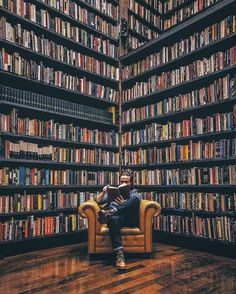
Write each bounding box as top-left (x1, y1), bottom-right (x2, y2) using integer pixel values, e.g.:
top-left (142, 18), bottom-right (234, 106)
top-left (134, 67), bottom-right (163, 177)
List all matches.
top-left (96, 171), bottom-right (141, 270)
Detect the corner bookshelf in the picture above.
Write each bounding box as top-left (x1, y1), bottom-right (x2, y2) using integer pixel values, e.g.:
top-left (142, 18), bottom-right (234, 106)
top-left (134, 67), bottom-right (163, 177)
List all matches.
top-left (127, 0), bottom-right (163, 50)
top-left (121, 0), bottom-right (236, 246)
top-left (0, 0), bottom-right (120, 250)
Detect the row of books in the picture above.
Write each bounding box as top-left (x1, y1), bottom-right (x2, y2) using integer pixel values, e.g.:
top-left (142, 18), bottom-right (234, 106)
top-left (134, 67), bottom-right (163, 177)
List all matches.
top-left (0, 167), bottom-right (119, 186)
top-left (128, 35), bottom-right (145, 50)
top-left (163, 0), bottom-right (221, 30)
top-left (0, 17), bottom-right (119, 79)
top-left (154, 214), bottom-right (236, 243)
top-left (1, 139), bottom-right (120, 165)
top-left (122, 75), bottom-right (236, 124)
top-left (0, 110), bottom-right (119, 146)
top-left (41, 0), bottom-right (119, 21)
top-left (0, 87), bottom-right (116, 124)
top-left (128, 14), bottom-right (159, 40)
top-left (129, 5), bottom-right (162, 28)
top-left (144, 192), bottom-right (236, 212)
top-left (132, 165), bottom-right (236, 185)
top-left (129, 0), bottom-right (162, 15)
top-left (0, 0), bottom-right (118, 40)
top-left (0, 214), bottom-right (88, 241)
top-left (0, 4), bottom-right (118, 58)
top-left (123, 138), bottom-right (236, 165)
top-left (122, 46), bottom-right (236, 101)
top-left (0, 190), bottom-right (97, 214)
top-left (122, 107), bottom-right (236, 146)
top-left (122, 15), bottom-right (236, 79)
top-left (0, 49), bottom-right (118, 100)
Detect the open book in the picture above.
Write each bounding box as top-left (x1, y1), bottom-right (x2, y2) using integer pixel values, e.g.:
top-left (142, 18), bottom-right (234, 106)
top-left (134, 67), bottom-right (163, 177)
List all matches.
top-left (107, 184), bottom-right (130, 202)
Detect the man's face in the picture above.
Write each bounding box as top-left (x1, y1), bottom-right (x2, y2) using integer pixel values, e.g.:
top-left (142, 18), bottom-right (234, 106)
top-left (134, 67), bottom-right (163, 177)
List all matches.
top-left (120, 175), bottom-right (131, 186)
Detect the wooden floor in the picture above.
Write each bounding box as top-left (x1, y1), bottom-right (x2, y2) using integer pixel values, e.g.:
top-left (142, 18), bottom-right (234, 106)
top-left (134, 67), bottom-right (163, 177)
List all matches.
top-left (0, 243), bottom-right (235, 294)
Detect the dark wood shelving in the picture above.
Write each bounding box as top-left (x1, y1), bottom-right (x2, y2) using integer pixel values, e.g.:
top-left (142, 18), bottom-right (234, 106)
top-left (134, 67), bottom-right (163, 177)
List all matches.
top-left (0, 208), bottom-right (79, 219)
top-left (155, 230), bottom-right (236, 246)
top-left (71, 0), bottom-right (119, 24)
top-left (0, 132), bottom-right (119, 151)
top-left (0, 39), bottom-right (119, 89)
top-left (122, 65), bottom-right (236, 109)
top-left (137, 0), bottom-right (163, 16)
top-left (122, 157), bottom-right (236, 170)
top-left (133, 185), bottom-right (236, 191)
top-left (0, 185), bottom-right (104, 191)
top-left (121, 0), bottom-right (235, 65)
top-left (128, 9), bottom-right (162, 33)
top-left (29, 0), bottom-right (119, 44)
top-left (161, 208), bottom-right (236, 218)
top-left (122, 129), bottom-right (236, 150)
top-left (0, 230), bottom-right (87, 245)
top-left (0, 71), bottom-right (119, 111)
top-left (163, 0), bottom-right (195, 18)
top-left (0, 8), bottom-right (119, 65)
top-left (122, 97), bottom-right (236, 130)
top-left (128, 28), bottom-right (150, 42)
top-left (122, 33), bottom-right (236, 87)
top-left (0, 158), bottom-right (119, 170)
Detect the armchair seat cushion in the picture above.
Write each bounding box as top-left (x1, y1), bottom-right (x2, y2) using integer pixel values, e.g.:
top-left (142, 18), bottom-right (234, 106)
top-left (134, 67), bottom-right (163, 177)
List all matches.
top-left (99, 224), bottom-right (141, 235)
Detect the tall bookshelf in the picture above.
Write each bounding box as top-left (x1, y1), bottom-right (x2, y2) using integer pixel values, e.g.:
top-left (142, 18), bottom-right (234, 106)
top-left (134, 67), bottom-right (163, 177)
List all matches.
top-left (127, 0), bottom-right (163, 51)
top-left (121, 0), bottom-right (236, 247)
top-left (0, 0), bottom-right (120, 252)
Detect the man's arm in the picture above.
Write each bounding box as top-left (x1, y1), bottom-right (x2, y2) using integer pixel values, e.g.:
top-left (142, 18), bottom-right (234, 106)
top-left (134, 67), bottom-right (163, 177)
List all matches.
top-left (96, 185), bottom-right (108, 204)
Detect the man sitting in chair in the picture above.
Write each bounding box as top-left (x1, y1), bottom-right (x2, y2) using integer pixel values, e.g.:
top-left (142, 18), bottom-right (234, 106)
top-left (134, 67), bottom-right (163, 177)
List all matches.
top-left (96, 171), bottom-right (141, 270)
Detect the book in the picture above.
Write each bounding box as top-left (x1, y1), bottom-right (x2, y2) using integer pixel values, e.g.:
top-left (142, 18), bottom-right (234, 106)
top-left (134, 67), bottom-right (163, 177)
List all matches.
top-left (107, 183), bottom-right (130, 202)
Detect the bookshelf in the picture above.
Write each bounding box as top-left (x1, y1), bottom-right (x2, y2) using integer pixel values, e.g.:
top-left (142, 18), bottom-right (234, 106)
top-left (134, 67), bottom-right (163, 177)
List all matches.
top-left (0, 0), bottom-right (120, 247)
top-left (127, 0), bottom-right (163, 50)
top-left (121, 0), bottom-right (236, 246)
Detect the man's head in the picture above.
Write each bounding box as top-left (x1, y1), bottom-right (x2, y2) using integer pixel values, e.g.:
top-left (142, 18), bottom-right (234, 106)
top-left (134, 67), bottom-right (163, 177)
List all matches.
top-left (119, 171), bottom-right (133, 186)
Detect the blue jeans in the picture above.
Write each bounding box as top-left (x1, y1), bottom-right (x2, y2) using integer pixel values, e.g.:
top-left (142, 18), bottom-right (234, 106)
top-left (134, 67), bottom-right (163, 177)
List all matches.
top-left (106, 196), bottom-right (140, 251)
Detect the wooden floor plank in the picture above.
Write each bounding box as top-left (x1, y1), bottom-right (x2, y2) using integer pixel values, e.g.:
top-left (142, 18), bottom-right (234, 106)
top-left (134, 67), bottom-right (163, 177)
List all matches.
top-left (0, 243), bottom-right (235, 294)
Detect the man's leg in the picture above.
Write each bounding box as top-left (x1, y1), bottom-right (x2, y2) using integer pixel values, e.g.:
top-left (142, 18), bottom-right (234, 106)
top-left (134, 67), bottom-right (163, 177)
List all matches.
top-left (106, 215), bottom-right (126, 269)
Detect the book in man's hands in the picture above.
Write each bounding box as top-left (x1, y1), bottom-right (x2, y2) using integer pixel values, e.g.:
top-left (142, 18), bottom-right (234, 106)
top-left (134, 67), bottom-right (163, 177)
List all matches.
top-left (107, 184), bottom-right (130, 202)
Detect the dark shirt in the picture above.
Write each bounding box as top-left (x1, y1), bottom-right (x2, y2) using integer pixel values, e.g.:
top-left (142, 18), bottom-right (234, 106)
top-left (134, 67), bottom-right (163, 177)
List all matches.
top-left (97, 189), bottom-right (141, 206)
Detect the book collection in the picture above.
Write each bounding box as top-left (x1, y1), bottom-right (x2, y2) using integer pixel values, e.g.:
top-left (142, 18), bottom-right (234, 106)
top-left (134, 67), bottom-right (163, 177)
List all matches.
top-left (123, 138), bottom-right (236, 165)
top-left (122, 15), bottom-right (236, 79)
top-left (0, 2), bottom-right (118, 58)
top-left (0, 0), bottom-right (119, 245)
top-left (0, 17), bottom-right (119, 80)
top-left (163, 0), bottom-right (221, 31)
top-left (122, 75), bottom-right (236, 124)
top-left (0, 139), bottom-right (119, 165)
top-left (122, 45), bottom-right (236, 101)
top-left (0, 0), bottom-right (235, 249)
top-left (121, 0), bottom-right (236, 245)
top-left (0, 109), bottom-right (119, 146)
top-left (127, 0), bottom-right (162, 50)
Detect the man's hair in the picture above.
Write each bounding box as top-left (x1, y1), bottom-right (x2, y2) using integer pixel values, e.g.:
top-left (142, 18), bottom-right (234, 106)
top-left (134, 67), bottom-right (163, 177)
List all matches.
top-left (120, 171), bottom-right (133, 185)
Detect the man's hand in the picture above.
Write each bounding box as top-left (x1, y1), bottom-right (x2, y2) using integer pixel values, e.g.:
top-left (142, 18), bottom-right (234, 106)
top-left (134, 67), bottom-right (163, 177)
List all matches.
top-left (115, 195), bottom-right (126, 204)
top-left (102, 185), bottom-right (109, 193)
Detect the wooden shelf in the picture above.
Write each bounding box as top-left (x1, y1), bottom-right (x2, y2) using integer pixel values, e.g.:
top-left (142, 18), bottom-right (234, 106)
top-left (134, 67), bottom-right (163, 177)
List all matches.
top-left (0, 132), bottom-right (119, 151)
top-left (0, 71), bottom-right (119, 111)
top-left (122, 97), bottom-right (236, 130)
top-left (122, 33), bottom-right (236, 87)
top-left (0, 8), bottom-right (119, 65)
top-left (122, 129), bottom-right (236, 150)
top-left (121, 0), bottom-right (235, 65)
top-left (0, 185), bottom-right (105, 191)
top-left (0, 39), bottom-right (119, 89)
top-left (133, 185), bottom-right (236, 191)
top-left (123, 157), bottom-right (236, 170)
top-left (122, 65), bottom-right (236, 109)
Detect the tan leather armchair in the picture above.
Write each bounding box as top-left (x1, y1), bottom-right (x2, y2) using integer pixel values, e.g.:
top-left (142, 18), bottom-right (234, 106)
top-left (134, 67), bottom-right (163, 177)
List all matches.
top-left (78, 199), bottom-right (161, 254)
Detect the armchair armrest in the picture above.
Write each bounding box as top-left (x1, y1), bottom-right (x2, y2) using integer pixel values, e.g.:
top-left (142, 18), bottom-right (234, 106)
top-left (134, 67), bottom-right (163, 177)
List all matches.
top-left (139, 199), bottom-right (161, 232)
top-left (78, 200), bottom-right (100, 218)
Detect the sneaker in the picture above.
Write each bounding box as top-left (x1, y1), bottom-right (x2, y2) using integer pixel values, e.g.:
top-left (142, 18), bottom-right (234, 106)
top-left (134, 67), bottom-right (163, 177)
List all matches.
top-left (97, 209), bottom-right (113, 224)
top-left (115, 249), bottom-right (126, 270)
